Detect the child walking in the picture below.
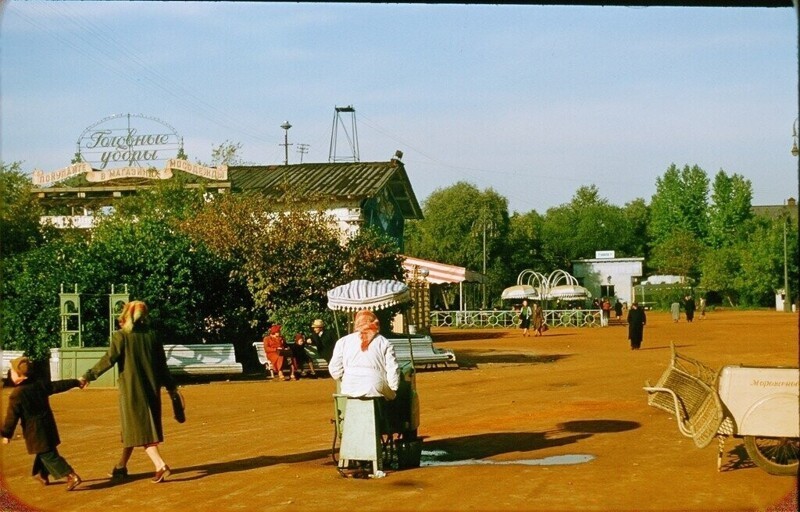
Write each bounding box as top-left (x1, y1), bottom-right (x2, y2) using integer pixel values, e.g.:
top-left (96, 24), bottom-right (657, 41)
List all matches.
top-left (1, 356), bottom-right (83, 490)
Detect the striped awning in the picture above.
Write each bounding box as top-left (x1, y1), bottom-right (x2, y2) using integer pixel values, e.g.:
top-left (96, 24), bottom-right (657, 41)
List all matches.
top-left (327, 279), bottom-right (410, 312)
top-left (402, 255), bottom-right (485, 284)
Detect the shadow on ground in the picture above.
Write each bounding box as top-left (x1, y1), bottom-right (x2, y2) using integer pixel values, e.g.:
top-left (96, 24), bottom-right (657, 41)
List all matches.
top-left (455, 352), bottom-right (570, 368)
top-left (432, 331), bottom-right (507, 342)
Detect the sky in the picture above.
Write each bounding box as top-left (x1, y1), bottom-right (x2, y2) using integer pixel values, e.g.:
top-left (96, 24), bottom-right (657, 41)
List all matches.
top-left (1, 2), bottom-right (797, 214)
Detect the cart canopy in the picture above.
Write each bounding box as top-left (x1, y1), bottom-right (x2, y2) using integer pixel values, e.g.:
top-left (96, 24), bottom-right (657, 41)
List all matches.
top-left (327, 279), bottom-right (410, 312)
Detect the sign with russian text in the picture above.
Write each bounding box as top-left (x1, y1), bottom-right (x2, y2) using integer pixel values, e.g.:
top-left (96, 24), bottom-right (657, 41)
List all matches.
top-left (77, 114), bottom-right (182, 170)
top-left (32, 160), bottom-right (228, 186)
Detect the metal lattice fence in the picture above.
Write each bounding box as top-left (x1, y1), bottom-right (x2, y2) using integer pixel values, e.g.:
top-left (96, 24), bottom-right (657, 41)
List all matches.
top-left (430, 309), bottom-right (602, 328)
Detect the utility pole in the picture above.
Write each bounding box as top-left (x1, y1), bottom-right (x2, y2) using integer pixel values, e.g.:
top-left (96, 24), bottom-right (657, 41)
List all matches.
top-left (280, 121), bottom-right (292, 165)
top-left (297, 143), bottom-right (310, 163)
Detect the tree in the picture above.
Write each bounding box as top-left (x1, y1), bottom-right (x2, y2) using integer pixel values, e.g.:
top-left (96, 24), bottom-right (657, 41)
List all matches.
top-left (403, 181), bottom-right (511, 307)
top-left (621, 198), bottom-right (651, 262)
top-left (506, 210), bottom-right (545, 276)
top-left (707, 170), bottom-right (753, 249)
top-left (0, 162), bottom-right (46, 258)
top-left (649, 164), bottom-right (709, 245)
top-left (405, 182), bottom-right (509, 271)
top-left (649, 229), bottom-right (704, 278)
top-left (539, 185), bottom-right (632, 269)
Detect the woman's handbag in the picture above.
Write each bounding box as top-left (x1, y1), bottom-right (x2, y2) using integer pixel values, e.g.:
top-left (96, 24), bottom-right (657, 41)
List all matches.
top-left (170, 389), bottom-right (186, 423)
top-left (279, 347), bottom-right (293, 357)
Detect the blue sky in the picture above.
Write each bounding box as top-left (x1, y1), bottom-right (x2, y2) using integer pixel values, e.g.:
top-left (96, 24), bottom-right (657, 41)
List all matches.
top-left (1, 2), bottom-right (796, 213)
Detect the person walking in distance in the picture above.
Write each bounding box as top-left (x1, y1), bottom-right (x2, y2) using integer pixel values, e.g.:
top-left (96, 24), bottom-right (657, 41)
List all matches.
top-left (627, 302), bottom-right (647, 350)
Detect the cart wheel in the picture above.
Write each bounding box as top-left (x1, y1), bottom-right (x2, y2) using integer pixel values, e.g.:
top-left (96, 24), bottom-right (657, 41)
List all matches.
top-left (743, 435), bottom-right (799, 476)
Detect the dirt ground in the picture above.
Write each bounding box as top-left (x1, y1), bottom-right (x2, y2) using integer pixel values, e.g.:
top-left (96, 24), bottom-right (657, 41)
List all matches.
top-left (1, 309), bottom-right (798, 512)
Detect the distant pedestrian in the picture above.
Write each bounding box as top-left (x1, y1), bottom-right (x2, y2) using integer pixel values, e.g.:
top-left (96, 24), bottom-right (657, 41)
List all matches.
top-left (684, 295), bottom-right (696, 323)
top-left (614, 300), bottom-right (623, 320)
top-left (519, 300), bottom-right (532, 337)
top-left (2, 356), bottom-right (83, 490)
top-left (699, 297), bottom-right (706, 320)
top-left (627, 303), bottom-right (647, 350)
top-left (532, 303), bottom-right (546, 336)
top-left (670, 302), bottom-right (680, 322)
top-left (600, 298), bottom-right (611, 327)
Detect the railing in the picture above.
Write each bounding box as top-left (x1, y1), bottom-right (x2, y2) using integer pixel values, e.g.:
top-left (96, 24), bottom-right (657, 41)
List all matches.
top-left (430, 310), bottom-right (602, 328)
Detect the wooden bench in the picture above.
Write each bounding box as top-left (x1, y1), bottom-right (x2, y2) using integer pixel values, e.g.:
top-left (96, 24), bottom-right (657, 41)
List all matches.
top-left (252, 342), bottom-right (328, 379)
top-left (388, 335), bottom-right (457, 369)
top-left (164, 344), bottom-right (243, 376)
top-left (643, 342), bottom-right (731, 452)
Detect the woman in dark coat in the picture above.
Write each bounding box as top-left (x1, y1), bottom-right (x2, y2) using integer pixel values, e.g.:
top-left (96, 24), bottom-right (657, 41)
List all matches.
top-left (81, 300), bottom-right (178, 483)
top-left (627, 302), bottom-right (647, 350)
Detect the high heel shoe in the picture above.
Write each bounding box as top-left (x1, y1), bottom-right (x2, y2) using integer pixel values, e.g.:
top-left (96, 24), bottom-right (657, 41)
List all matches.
top-left (151, 465), bottom-right (171, 483)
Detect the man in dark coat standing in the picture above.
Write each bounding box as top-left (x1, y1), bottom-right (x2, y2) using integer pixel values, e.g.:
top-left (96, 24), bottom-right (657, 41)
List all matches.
top-left (309, 319), bottom-right (336, 363)
top-left (627, 302), bottom-right (647, 350)
top-left (684, 295), bottom-right (696, 323)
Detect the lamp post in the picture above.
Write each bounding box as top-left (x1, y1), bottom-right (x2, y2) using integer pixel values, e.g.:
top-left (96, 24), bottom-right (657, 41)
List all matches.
top-left (783, 217), bottom-right (791, 313)
top-left (473, 213), bottom-right (494, 310)
top-left (280, 121), bottom-right (292, 165)
top-left (788, 117), bottom-right (798, 312)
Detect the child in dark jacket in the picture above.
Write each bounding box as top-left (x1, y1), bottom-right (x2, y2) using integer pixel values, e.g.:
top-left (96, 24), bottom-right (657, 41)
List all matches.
top-left (1, 356), bottom-right (83, 490)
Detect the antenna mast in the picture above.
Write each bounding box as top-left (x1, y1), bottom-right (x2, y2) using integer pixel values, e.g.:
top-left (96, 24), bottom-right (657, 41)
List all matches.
top-left (328, 105), bottom-right (360, 163)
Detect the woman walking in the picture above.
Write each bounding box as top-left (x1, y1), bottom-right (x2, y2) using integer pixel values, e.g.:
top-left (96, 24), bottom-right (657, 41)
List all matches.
top-left (81, 301), bottom-right (179, 483)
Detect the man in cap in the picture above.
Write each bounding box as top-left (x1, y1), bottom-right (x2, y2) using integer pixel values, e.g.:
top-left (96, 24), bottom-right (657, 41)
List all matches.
top-left (309, 319), bottom-right (336, 364)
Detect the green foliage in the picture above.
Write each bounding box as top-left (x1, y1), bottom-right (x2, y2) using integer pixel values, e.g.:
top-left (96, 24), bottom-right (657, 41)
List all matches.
top-left (1, 232), bottom-right (88, 358)
top-left (539, 185), bottom-right (638, 268)
top-left (341, 226), bottom-right (405, 283)
top-left (707, 171), bottom-right (753, 249)
top-left (0, 162), bottom-right (45, 258)
top-left (267, 299), bottom-right (336, 342)
top-left (649, 164), bottom-right (709, 245)
top-left (649, 229), bottom-right (705, 278)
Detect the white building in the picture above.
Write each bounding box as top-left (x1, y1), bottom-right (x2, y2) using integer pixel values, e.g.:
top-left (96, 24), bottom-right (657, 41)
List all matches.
top-left (572, 251), bottom-right (644, 306)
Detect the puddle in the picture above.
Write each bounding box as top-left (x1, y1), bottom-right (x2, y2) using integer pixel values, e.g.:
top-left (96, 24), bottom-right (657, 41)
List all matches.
top-left (420, 450), bottom-right (594, 467)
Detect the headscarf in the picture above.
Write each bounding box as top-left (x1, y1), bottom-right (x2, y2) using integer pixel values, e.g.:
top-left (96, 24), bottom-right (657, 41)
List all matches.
top-left (269, 325), bottom-right (282, 336)
top-left (119, 300), bottom-right (149, 333)
top-left (10, 356), bottom-right (31, 378)
top-left (354, 309), bottom-right (379, 351)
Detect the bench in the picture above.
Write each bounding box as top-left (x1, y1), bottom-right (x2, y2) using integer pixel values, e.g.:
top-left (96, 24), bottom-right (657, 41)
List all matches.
top-left (388, 335), bottom-right (457, 370)
top-left (164, 344), bottom-right (243, 376)
top-left (252, 342), bottom-right (328, 379)
top-left (643, 342), bottom-right (734, 469)
top-left (2, 349), bottom-right (25, 377)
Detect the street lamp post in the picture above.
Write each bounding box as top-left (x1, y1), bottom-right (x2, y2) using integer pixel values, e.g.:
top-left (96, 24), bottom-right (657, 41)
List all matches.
top-left (788, 118), bottom-right (798, 312)
top-left (473, 215), bottom-right (494, 310)
top-left (784, 217), bottom-right (791, 313)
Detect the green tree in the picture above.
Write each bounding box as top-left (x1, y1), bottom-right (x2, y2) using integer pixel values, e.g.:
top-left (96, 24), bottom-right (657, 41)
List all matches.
top-left (539, 185), bottom-right (632, 269)
top-left (506, 211), bottom-right (545, 277)
top-left (0, 162), bottom-right (46, 258)
top-left (707, 170), bottom-right (753, 249)
top-left (649, 229), bottom-right (705, 278)
top-left (649, 164), bottom-right (709, 245)
top-left (0, 232), bottom-right (88, 359)
top-left (403, 181), bottom-right (510, 307)
top-left (405, 182), bottom-right (509, 271)
top-left (699, 245), bottom-right (741, 307)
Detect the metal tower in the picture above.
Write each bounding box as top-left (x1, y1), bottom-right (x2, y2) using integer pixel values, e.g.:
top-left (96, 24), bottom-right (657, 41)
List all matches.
top-left (328, 105), bottom-right (360, 163)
